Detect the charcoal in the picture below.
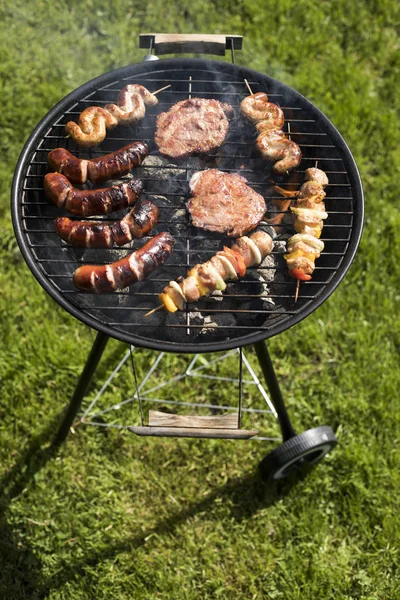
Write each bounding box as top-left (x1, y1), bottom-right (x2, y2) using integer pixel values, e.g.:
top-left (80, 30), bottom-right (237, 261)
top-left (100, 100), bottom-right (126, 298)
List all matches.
top-left (256, 222), bottom-right (278, 240)
top-left (225, 271), bottom-right (265, 299)
top-left (202, 290), bottom-right (224, 303)
top-left (235, 299), bottom-right (273, 327)
top-left (164, 310), bottom-right (204, 344)
top-left (257, 254), bottom-right (276, 283)
top-left (199, 312), bottom-right (237, 340)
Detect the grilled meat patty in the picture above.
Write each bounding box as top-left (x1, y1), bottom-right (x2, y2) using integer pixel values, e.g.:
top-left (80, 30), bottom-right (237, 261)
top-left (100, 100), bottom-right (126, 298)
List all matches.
top-left (154, 98), bottom-right (233, 158)
top-left (187, 169), bottom-right (266, 238)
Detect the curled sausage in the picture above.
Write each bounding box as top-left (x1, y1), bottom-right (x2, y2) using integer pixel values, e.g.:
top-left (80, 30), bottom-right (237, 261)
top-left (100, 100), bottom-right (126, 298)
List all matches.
top-left (65, 85), bottom-right (158, 147)
top-left (73, 232), bottom-right (175, 293)
top-left (256, 129), bottom-right (302, 174)
top-left (54, 199), bottom-right (159, 248)
top-left (47, 141), bottom-right (149, 184)
top-left (240, 93), bottom-right (285, 130)
top-left (44, 172), bottom-right (143, 217)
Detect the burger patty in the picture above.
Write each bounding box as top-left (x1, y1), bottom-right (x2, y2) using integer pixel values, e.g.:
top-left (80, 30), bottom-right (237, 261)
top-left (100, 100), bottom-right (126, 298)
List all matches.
top-left (187, 169), bottom-right (266, 238)
top-left (154, 98), bottom-right (233, 158)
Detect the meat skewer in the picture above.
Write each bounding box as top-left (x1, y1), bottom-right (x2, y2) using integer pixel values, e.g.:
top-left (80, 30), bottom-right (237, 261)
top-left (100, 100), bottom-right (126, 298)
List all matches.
top-left (47, 141), bottom-right (149, 184)
top-left (155, 230), bottom-right (273, 313)
top-left (241, 80), bottom-right (301, 174)
top-left (44, 172), bottom-right (143, 217)
top-left (65, 84), bottom-right (170, 148)
top-left (274, 166), bottom-right (329, 300)
top-left (54, 199), bottom-right (159, 248)
top-left (73, 232), bottom-right (175, 293)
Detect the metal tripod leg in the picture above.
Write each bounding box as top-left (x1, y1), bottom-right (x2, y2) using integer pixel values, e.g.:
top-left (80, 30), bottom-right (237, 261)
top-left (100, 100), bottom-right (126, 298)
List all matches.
top-left (54, 331), bottom-right (110, 445)
top-left (253, 340), bottom-right (296, 441)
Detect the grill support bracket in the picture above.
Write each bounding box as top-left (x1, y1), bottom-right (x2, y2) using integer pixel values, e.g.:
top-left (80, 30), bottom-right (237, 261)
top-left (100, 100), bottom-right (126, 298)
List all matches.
top-left (54, 330), bottom-right (109, 445)
top-left (53, 335), bottom-right (292, 445)
top-left (52, 332), bottom-right (338, 479)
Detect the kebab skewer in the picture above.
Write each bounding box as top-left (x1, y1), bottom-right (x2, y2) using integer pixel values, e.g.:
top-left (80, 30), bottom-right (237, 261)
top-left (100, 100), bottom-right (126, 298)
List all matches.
top-left (154, 230), bottom-right (273, 313)
top-left (240, 80), bottom-right (301, 174)
top-left (274, 167), bottom-right (329, 298)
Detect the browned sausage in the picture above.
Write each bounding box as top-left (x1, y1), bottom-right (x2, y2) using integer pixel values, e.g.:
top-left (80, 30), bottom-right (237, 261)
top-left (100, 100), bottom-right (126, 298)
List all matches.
top-left (65, 85), bottom-right (158, 147)
top-left (47, 141), bottom-right (149, 184)
top-left (54, 199), bottom-right (159, 248)
top-left (256, 129), bottom-right (302, 174)
top-left (44, 172), bottom-right (143, 217)
top-left (73, 232), bottom-right (175, 293)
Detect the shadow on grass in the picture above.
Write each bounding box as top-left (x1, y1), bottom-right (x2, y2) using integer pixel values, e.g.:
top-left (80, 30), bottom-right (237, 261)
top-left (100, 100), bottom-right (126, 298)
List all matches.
top-left (38, 464), bottom-right (313, 596)
top-left (0, 417), bottom-right (60, 600)
top-left (0, 412), bottom-right (314, 599)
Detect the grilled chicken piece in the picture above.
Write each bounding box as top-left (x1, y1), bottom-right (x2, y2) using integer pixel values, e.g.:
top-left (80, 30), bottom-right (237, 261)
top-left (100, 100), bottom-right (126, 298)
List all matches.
top-left (286, 234), bottom-right (324, 257)
top-left (305, 167), bottom-right (329, 188)
top-left (154, 98), bottom-right (233, 158)
top-left (187, 169), bottom-right (266, 238)
top-left (284, 255), bottom-right (315, 280)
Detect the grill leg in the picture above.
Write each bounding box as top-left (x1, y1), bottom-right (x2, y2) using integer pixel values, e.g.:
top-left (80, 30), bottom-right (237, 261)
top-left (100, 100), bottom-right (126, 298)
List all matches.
top-left (253, 340), bottom-right (296, 441)
top-left (54, 331), bottom-right (110, 445)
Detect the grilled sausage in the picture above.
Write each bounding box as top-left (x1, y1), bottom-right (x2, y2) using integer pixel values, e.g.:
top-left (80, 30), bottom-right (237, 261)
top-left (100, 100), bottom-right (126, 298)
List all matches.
top-left (54, 199), bottom-right (159, 248)
top-left (256, 129), bottom-right (302, 174)
top-left (73, 232), bottom-right (175, 293)
top-left (44, 172), bottom-right (143, 217)
top-left (65, 85), bottom-right (158, 147)
top-left (47, 142), bottom-right (149, 184)
top-left (240, 91), bottom-right (301, 173)
top-left (240, 93), bottom-right (285, 130)
top-left (65, 107), bottom-right (118, 148)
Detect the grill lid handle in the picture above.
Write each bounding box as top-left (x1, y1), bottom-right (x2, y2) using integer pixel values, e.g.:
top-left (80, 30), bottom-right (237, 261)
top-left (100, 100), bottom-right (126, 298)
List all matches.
top-left (140, 33), bottom-right (243, 57)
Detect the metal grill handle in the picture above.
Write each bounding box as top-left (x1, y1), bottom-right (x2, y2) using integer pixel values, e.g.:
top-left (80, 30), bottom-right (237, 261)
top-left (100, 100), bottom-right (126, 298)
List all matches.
top-left (140, 33), bottom-right (243, 57)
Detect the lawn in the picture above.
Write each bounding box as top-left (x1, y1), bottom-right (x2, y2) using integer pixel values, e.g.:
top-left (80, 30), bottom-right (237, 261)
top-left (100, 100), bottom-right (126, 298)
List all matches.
top-left (1, 0), bottom-right (400, 598)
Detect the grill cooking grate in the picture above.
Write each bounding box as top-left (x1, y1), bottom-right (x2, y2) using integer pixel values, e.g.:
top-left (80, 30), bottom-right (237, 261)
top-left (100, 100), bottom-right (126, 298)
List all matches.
top-left (14, 59), bottom-right (363, 352)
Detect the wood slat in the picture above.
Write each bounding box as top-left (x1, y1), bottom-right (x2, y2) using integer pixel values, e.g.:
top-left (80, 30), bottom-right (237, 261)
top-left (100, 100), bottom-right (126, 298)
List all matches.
top-left (128, 426), bottom-right (259, 439)
top-left (148, 410), bottom-right (239, 429)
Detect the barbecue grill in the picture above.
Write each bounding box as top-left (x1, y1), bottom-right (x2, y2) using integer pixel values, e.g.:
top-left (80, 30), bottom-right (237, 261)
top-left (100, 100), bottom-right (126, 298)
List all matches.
top-left (11, 34), bottom-right (363, 479)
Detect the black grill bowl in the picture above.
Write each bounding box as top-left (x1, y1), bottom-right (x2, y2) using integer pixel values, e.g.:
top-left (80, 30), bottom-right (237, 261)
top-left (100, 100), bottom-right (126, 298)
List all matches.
top-left (11, 58), bottom-right (364, 353)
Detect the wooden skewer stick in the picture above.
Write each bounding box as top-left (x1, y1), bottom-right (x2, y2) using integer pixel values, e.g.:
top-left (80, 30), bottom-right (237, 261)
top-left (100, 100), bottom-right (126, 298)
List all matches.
top-left (244, 79), bottom-right (254, 95)
top-left (295, 279), bottom-right (300, 303)
top-left (144, 304), bottom-right (165, 317)
top-left (152, 84), bottom-right (171, 95)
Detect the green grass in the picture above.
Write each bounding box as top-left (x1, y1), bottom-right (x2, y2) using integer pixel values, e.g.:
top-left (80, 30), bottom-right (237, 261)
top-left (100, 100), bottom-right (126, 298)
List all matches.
top-left (1, 0), bottom-right (400, 598)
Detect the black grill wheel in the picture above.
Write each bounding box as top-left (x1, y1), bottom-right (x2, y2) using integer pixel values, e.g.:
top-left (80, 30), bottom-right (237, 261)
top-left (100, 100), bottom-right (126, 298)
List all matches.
top-left (259, 426), bottom-right (338, 480)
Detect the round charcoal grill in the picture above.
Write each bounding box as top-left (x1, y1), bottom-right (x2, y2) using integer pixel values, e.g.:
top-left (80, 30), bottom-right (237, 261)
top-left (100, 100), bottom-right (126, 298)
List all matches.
top-left (11, 36), bottom-right (364, 477)
top-left (11, 57), bottom-right (363, 355)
